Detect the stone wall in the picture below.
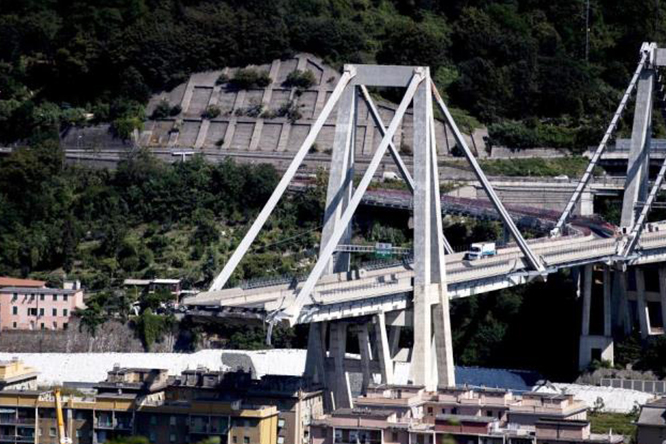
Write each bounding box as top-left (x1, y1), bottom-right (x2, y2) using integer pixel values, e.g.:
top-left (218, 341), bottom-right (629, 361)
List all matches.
top-left (0, 318), bottom-right (175, 353)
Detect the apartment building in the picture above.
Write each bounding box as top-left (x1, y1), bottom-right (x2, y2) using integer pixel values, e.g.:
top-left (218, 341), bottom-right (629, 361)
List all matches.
top-left (168, 367), bottom-right (324, 444)
top-left (0, 280), bottom-right (85, 331)
top-left (0, 365), bottom-right (279, 444)
top-left (311, 385), bottom-right (624, 444)
top-left (636, 398), bottom-right (666, 444)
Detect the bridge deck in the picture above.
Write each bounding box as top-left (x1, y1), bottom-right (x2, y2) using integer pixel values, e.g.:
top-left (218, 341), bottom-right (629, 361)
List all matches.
top-left (184, 225), bottom-right (666, 324)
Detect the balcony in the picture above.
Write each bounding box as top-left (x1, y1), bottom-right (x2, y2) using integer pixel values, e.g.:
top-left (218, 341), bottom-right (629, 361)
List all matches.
top-left (0, 418), bottom-right (35, 427)
top-left (94, 419), bottom-right (133, 431)
top-left (189, 424), bottom-right (229, 435)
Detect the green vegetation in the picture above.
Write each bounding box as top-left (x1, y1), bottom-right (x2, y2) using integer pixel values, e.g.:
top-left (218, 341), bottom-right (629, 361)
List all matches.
top-left (479, 157), bottom-right (600, 177)
top-left (0, 146), bottom-right (325, 289)
top-left (202, 105), bottom-right (221, 119)
top-left (284, 70), bottom-right (317, 89)
top-left (589, 412), bottom-right (637, 439)
top-left (451, 270), bottom-right (581, 380)
top-left (488, 120), bottom-right (579, 150)
top-left (230, 69), bottom-right (272, 89)
top-left (151, 100), bottom-right (181, 119)
top-left (0, 0), bottom-right (663, 149)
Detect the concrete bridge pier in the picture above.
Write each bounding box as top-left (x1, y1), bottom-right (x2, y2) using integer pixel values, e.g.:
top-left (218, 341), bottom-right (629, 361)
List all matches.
top-left (659, 266), bottom-right (666, 335)
top-left (579, 265), bottom-right (614, 370)
top-left (580, 191), bottom-right (595, 217)
top-left (635, 268), bottom-right (652, 338)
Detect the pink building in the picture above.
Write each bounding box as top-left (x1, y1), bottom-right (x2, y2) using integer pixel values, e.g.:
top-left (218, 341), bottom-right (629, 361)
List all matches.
top-left (311, 385), bottom-right (624, 444)
top-left (0, 280), bottom-right (85, 330)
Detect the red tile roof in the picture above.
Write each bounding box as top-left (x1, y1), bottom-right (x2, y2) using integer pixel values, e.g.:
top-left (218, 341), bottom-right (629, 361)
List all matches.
top-left (0, 277), bottom-right (46, 288)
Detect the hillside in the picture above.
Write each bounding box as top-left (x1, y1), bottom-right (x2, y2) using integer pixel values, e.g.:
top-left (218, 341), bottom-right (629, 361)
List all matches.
top-left (1, 0), bottom-right (664, 149)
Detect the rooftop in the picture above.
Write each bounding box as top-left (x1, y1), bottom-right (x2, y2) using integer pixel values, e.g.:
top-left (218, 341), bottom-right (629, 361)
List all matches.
top-left (0, 278), bottom-right (45, 288)
top-left (0, 287), bottom-right (79, 295)
top-left (334, 408), bottom-right (395, 418)
top-left (436, 414), bottom-right (496, 424)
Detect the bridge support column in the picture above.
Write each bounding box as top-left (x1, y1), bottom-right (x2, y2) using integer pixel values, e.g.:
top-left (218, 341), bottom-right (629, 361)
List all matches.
top-left (304, 322), bottom-right (332, 407)
top-left (389, 326), bottom-right (401, 358)
top-left (320, 85), bottom-right (357, 274)
top-left (357, 323), bottom-right (373, 393)
top-left (636, 267), bottom-right (652, 338)
top-left (604, 267), bottom-right (612, 338)
top-left (611, 271), bottom-right (632, 336)
top-left (581, 265), bottom-right (593, 337)
top-left (329, 322), bottom-right (352, 409)
top-left (580, 191), bottom-right (594, 217)
top-left (579, 266), bottom-right (615, 369)
top-left (410, 73), bottom-right (454, 390)
top-left (621, 66), bottom-right (654, 229)
top-left (659, 267), bottom-right (666, 334)
top-left (375, 312), bottom-right (394, 384)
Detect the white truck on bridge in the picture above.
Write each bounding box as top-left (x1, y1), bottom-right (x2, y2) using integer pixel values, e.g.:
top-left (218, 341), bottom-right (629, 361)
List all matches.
top-left (465, 242), bottom-right (497, 261)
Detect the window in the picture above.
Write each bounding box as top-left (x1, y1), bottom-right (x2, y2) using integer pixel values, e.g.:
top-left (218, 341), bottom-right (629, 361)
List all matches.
top-left (63, 323), bottom-right (68, 330)
top-left (452, 407), bottom-right (458, 415)
top-left (52, 308), bottom-right (57, 316)
top-left (12, 322), bottom-right (16, 329)
top-left (29, 294), bottom-right (34, 301)
top-left (53, 295), bottom-right (58, 301)
top-left (170, 416), bottom-right (177, 426)
top-left (50, 428), bottom-right (56, 437)
top-left (76, 430), bottom-right (82, 438)
top-left (40, 294), bottom-right (45, 301)
top-left (277, 419), bottom-right (285, 428)
top-left (170, 434), bottom-right (176, 443)
top-left (486, 410), bottom-right (492, 417)
top-left (277, 438), bottom-right (285, 444)
top-left (38, 428), bottom-right (42, 437)
top-left (441, 408), bottom-right (446, 414)
top-left (12, 293), bottom-right (17, 300)
top-left (392, 432), bottom-right (399, 442)
top-left (243, 437), bottom-right (250, 444)
top-left (53, 322), bottom-right (57, 329)
top-left (39, 308), bottom-right (44, 316)
top-left (63, 295), bottom-right (68, 302)
top-left (40, 323), bottom-right (44, 330)
top-left (427, 407), bottom-right (433, 414)
top-left (149, 431), bottom-right (156, 443)
top-left (28, 308), bottom-right (37, 316)
top-left (150, 416), bottom-right (157, 425)
top-left (12, 307), bottom-right (17, 315)
top-left (63, 309), bottom-right (68, 317)
top-left (232, 437), bottom-right (237, 444)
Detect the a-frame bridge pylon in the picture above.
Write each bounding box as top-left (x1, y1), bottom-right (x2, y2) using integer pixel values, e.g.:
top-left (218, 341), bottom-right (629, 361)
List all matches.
top-left (206, 63), bottom-right (544, 408)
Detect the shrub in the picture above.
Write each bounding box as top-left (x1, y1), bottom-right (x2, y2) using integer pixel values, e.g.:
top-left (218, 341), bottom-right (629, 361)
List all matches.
top-left (202, 105), bottom-right (221, 119)
top-left (151, 100), bottom-right (171, 119)
top-left (284, 69), bottom-right (317, 89)
top-left (112, 117), bottom-right (143, 140)
top-left (276, 100), bottom-right (302, 123)
top-left (169, 104), bottom-right (182, 116)
top-left (235, 103), bottom-right (263, 117)
top-left (487, 120), bottom-right (576, 150)
top-left (230, 69), bottom-right (271, 89)
top-left (216, 73), bottom-right (229, 85)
